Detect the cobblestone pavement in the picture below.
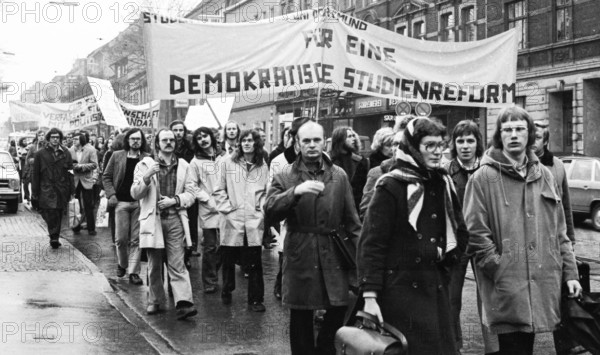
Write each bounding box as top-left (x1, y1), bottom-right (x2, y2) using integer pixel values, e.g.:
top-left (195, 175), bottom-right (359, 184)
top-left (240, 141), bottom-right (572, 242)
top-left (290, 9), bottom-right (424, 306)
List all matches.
top-left (0, 208), bottom-right (162, 354)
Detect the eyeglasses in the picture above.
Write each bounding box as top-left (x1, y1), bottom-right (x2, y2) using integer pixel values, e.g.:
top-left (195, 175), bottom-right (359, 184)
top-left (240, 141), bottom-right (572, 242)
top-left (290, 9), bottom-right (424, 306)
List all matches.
top-left (501, 126), bottom-right (528, 134)
top-left (421, 141), bottom-right (448, 153)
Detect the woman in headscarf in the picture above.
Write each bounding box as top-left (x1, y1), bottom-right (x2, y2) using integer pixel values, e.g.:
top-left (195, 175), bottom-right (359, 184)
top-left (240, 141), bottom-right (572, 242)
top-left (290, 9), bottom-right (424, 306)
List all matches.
top-left (357, 117), bottom-right (469, 355)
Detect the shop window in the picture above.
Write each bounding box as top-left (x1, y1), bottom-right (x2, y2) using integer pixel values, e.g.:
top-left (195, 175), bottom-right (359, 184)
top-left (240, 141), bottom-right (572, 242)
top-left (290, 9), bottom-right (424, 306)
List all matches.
top-left (507, 1), bottom-right (528, 49)
top-left (440, 12), bottom-right (455, 42)
top-left (461, 6), bottom-right (476, 42)
top-left (556, 0), bottom-right (572, 41)
top-left (413, 21), bottom-right (425, 39)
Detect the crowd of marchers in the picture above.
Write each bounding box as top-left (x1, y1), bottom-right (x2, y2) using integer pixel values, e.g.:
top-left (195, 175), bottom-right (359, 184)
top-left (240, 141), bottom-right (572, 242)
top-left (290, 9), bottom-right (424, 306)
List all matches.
top-left (22, 106), bottom-right (582, 355)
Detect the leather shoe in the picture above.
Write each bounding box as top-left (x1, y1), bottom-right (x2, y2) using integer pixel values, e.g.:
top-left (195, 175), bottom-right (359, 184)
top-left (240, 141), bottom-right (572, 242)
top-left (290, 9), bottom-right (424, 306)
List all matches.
top-left (50, 239), bottom-right (61, 249)
top-left (116, 265), bottom-right (126, 278)
top-left (221, 292), bottom-right (232, 305)
top-left (176, 306), bottom-right (198, 320)
top-left (129, 274), bottom-right (143, 285)
top-left (248, 302), bottom-right (266, 312)
top-left (146, 304), bottom-right (160, 315)
top-left (88, 230), bottom-right (97, 236)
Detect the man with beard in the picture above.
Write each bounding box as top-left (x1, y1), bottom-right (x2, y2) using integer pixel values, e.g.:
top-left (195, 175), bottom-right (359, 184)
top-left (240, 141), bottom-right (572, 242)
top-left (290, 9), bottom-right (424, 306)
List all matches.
top-left (69, 132), bottom-right (99, 236)
top-left (222, 121), bottom-right (240, 156)
top-left (31, 128), bottom-right (74, 249)
top-left (188, 127), bottom-right (226, 294)
top-left (170, 120), bottom-right (200, 265)
top-left (330, 126), bottom-right (369, 211)
top-left (131, 128), bottom-right (197, 319)
top-left (103, 128), bottom-right (150, 285)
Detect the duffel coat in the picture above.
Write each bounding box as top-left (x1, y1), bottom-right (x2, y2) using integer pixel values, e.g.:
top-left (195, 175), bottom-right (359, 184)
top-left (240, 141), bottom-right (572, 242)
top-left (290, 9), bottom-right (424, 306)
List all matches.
top-left (464, 148), bottom-right (578, 335)
top-left (265, 154), bottom-right (362, 309)
top-left (187, 150), bottom-right (226, 229)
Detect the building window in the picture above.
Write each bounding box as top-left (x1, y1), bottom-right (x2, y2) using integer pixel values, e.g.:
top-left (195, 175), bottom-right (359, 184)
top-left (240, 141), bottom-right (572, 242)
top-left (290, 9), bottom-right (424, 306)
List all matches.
top-left (515, 96), bottom-right (526, 108)
top-left (396, 25), bottom-right (407, 36)
top-left (461, 6), bottom-right (476, 41)
top-left (440, 12), bottom-right (455, 42)
top-left (556, 0), bottom-right (572, 41)
top-left (115, 61), bottom-right (128, 79)
top-left (507, 1), bottom-right (528, 49)
top-left (413, 21), bottom-right (425, 39)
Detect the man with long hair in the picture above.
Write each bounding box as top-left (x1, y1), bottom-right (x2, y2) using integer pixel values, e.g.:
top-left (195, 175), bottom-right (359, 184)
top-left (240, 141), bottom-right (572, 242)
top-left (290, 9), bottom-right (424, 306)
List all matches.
top-left (215, 129), bottom-right (268, 312)
top-left (330, 126), bottom-right (369, 210)
top-left (103, 128), bottom-right (149, 285)
top-left (31, 128), bottom-right (73, 249)
top-left (188, 127), bottom-right (226, 294)
top-left (131, 128), bottom-right (197, 320)
top-left (69, 132), bottom-right (99, 235)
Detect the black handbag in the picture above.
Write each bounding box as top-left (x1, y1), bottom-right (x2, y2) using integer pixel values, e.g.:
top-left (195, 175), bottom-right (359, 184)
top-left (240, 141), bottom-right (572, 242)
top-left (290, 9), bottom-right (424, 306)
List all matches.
top-left (329, 230), bottom-right (357, 269)
top-left (335, 311), bottom-right (408, 355)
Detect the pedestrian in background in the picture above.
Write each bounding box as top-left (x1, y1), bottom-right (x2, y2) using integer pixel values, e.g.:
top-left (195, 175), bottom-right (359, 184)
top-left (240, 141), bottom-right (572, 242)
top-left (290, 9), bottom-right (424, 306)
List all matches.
top-left (188, 127), bottom-right (226, 294)
top-left (17, 137), bottom-right (30, 202)
top-left (31, 128), bottom-right (74, 249)
top-left (368, 127), bottom-right (395, 169)
top-left (103, 128), bottom-right (149, 285)
top-left (358, 117), bottom-right (468, 355)
top-left (444, 119), bottom-right (487, 354)
top-left (266, 121), bottom-right (361, 354)
top-left (464, 106), bottom-right (581, 355)
top-left (222, 121), bottom-right (240, 156)
top-left (131, 128), bottom-right (197, 320)
top-left (215, 129), bottom-right (268, 312)
top-left (330, 126), bottom-right (369, 211)
top-left (69, 132), bottom-right (98, 236)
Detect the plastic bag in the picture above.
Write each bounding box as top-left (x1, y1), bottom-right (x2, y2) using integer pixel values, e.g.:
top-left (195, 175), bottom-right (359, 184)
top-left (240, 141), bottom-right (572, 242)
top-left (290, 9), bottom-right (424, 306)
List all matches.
top-left (68, 198), bottom-right (82, 229)
top-left (96, 196), bottom-right (108, 228)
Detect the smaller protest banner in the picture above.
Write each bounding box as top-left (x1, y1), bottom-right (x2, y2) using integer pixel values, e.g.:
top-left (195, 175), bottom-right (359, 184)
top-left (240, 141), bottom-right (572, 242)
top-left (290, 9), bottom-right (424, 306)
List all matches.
top-left (88, 77), bottom-right (129, 128)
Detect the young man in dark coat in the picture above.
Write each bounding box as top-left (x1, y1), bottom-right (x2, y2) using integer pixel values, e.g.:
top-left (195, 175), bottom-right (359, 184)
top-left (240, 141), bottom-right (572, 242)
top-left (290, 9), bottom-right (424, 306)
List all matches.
top-left (31, 128), bottom-right (74, 249)
top-left (266, 121), bottom-right (361, 355)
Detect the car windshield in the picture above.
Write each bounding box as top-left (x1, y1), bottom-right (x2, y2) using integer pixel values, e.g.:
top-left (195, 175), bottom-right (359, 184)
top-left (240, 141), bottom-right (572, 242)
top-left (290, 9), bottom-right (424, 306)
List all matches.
top-left (0, 153), bottom-right (14, 168)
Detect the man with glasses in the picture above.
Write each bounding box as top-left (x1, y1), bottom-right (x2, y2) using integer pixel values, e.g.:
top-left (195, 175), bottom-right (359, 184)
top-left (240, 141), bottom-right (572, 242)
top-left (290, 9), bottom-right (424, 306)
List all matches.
top-left (131, 128), bottom-right (197, 320)
top-left (103, 128), bottom-right (149, 285)
top-left (464, 106), bottom-right (581, 355)
top-left (31, 128), bottom-right (74, 249)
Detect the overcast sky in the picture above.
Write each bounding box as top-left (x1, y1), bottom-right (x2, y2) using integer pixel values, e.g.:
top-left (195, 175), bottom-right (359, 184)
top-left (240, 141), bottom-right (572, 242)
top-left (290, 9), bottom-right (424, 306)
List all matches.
top-left (0, 0), bottom-right (200, 120)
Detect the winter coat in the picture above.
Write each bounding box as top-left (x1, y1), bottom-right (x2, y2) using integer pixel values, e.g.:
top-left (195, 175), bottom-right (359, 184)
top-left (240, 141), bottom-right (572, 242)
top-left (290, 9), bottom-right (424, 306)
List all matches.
top-left (368, 149), bottom-right (389, 170)
top-left (445, 158), bottom-right (480, 204)
top-left (359, 157), bottom-right (394, 219)
top-left (69, 144), bottom-right (98, 189)
top-left (102, 150), bottom-right (150, 200)
top-left (332, 152), bottom-right (370, 211)
top-left (539, 149), bottom-right (575, 242)
top-left (187, 150), bottom-right (226, 229)
top-left (357, 160), bottom-right (468, 355)
top-left (31, 145), bottom-right (74, 210)
top-left (214, 155), bottom-right (269, 247)
top-left (464, 148), bottom-right (578, 335)
top-left (265, 154), bottom-right (362, 309)
top-left (130, 156), bottom-right (195, 249)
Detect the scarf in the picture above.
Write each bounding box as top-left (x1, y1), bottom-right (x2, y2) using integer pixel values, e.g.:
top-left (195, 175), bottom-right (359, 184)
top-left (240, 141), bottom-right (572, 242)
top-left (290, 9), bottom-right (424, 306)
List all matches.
top-left (384, 148), bottom-right (458, 257)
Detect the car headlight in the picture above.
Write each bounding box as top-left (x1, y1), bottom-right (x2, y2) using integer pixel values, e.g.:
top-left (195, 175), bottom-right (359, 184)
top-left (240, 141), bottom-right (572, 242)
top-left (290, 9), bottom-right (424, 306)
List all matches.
top-left (8, 179), bottom-right (19, 191)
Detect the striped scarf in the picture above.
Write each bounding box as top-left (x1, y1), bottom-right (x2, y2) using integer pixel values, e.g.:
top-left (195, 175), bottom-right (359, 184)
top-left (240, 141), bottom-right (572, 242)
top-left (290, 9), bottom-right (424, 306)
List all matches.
top-left (383, 148), bottom-right (458, 256)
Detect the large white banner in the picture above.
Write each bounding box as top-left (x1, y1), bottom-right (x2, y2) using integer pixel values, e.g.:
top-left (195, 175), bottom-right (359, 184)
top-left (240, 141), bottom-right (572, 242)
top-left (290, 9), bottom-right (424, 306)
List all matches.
top-left (10, 96), bottom-right (161, 130)
top-left (143, 8), bottom-right (517, 107)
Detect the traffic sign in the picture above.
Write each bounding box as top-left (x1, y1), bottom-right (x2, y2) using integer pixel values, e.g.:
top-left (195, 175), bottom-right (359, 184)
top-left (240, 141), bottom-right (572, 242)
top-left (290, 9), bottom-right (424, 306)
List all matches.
top-left (395, 101), bottom-right (412, 116)
top-left (415, 102), bottom-right (432, 117)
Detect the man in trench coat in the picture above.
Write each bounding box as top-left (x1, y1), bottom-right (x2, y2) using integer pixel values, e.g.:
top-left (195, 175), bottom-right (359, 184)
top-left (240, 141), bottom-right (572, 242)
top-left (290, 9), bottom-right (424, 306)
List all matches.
top-left (265, 121), bottom-right (361, 355)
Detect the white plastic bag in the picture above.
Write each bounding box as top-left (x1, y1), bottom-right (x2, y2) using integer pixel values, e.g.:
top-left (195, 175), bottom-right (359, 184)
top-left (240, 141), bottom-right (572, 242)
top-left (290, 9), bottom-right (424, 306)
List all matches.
top-left (96, 197), bottom-right (108, 228)
top-left (68, 198), bottom-right (82, 228)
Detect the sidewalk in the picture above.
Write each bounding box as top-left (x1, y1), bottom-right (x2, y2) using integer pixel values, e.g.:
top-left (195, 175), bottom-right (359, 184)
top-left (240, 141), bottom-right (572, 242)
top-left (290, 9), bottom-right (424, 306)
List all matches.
top-left (0, 208), bottom-right (172, 354)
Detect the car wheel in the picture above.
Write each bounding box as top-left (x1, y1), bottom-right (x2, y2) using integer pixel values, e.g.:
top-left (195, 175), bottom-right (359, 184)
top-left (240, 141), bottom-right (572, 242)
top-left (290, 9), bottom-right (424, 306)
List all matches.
top-left (592, 206), bottom-right (600, 231)
top-left (7, 200), bottom-right (18, 214)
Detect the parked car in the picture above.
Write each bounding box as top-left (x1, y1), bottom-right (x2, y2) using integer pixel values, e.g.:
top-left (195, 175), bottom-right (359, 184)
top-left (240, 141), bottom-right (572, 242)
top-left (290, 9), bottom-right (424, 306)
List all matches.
top-left (0, 150), bottom-right (21, 214)
top-left (560, 155), bottom-right (600, 230)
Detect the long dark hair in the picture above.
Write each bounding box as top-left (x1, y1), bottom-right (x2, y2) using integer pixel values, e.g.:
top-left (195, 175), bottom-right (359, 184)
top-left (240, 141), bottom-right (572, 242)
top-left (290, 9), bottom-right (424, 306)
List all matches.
top-left (123, 128), bottom-right (147, 152)
top-left (330, 126), bottom-right (353, 160)
top-left (45, 128), bottom-right (63, 143)
top-left (232, 129), bottom-right (265, 166)
top-left (192, 127), bottom-right (217, 154)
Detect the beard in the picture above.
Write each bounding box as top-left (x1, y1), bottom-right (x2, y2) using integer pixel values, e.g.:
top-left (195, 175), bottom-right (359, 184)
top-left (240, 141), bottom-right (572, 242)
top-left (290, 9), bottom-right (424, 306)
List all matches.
top-left (344, 141), bottom-right (358, 154)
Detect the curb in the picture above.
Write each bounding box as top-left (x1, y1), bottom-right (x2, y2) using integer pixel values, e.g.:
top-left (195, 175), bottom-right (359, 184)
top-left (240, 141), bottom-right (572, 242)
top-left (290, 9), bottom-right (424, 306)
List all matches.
top-left (28, 211), bottom-right (180, 355)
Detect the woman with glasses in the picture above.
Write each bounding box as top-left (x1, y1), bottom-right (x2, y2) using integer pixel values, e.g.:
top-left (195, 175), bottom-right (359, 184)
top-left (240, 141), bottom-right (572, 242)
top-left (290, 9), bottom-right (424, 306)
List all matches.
top-left (357, 117), bottom-right (469, 355)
